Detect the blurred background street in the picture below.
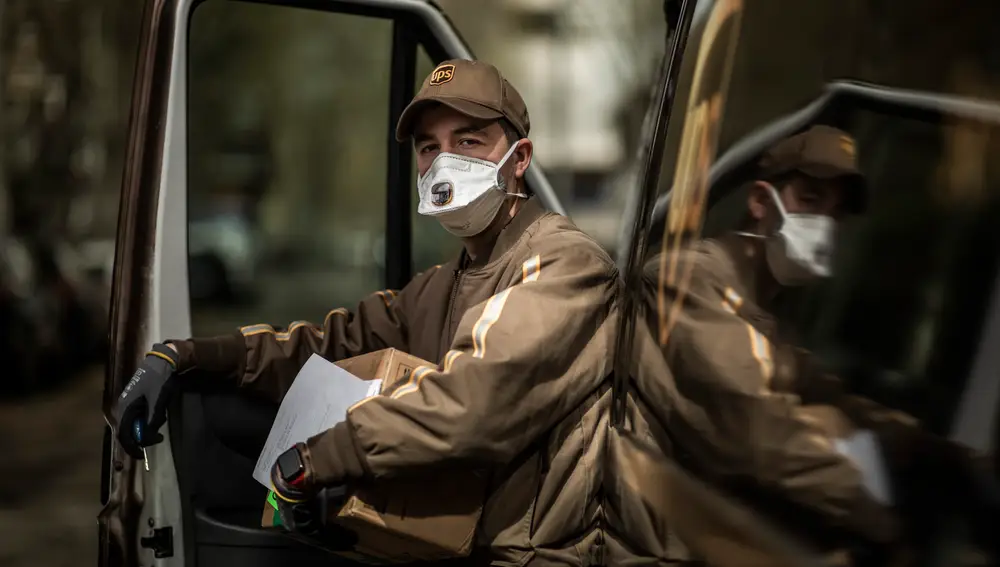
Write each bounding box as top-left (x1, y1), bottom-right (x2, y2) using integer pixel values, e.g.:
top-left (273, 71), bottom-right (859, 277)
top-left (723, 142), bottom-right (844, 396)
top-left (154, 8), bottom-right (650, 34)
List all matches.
top-left (0, 366), bottom-right (103, 567)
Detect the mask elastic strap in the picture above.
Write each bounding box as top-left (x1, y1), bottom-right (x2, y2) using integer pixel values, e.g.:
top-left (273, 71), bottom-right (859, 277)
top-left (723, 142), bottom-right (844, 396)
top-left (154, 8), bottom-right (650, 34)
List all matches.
top-left (763, 182), bottom-right (790, 220)
top-left (497, 141), bottom-right (527, 198)
top-left (496, 140), bottom-right (521, 169)
top-left (736, 183), bottom-right (787, 239)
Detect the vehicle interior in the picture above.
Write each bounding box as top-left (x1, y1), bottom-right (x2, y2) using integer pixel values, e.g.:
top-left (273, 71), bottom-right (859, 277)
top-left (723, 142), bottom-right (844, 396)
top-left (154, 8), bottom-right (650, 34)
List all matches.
top-left (646, 81), bottom-right (1000, 564)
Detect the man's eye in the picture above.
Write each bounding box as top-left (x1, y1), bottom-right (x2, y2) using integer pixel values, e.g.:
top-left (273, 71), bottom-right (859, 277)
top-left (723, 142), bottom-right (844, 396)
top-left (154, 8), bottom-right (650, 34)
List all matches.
top-left (458, 139), bottom-right (481, 147)
top-left (418, 145), bottom-right (438, 154)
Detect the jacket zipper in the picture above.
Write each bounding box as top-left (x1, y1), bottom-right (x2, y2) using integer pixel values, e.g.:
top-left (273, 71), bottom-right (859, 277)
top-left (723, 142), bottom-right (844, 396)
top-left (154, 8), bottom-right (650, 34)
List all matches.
top-left (444, 267), bottom-right (463, 348)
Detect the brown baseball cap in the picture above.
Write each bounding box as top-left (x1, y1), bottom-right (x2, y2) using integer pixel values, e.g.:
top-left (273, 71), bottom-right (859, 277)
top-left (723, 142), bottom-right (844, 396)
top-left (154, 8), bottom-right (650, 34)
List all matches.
top-left (758, 125), bottom-right (868, 213)
top-left (395, 59), bottom-right (531, 142)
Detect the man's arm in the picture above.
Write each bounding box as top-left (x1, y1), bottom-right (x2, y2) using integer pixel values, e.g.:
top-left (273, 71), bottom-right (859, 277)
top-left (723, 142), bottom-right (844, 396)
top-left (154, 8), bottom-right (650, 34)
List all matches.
top-left (790, 349), bottom-right (921, 431)
top-left (300, 244), bottom-right (619, 484)
top-left (641, 250), bottom-right (897, 542)
top-left (168, 266), bottom-right (442, 402)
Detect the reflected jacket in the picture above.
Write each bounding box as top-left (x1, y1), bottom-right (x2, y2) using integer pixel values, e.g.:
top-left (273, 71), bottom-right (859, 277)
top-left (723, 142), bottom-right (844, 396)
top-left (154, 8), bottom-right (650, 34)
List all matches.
top-left (635, 233), bottom-right (907, 548)
top-left (169, 198), bottom-right (621, 566)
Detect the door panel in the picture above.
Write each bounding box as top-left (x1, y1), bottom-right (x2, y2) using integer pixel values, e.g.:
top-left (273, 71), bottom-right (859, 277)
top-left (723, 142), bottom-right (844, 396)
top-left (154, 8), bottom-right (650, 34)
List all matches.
top-left (102, 1), bottom-right (565, 566)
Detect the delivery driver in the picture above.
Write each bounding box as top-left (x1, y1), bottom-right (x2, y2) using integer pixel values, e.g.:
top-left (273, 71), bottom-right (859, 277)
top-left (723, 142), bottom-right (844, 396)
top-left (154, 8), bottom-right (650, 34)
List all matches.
top-left (642, 125), bottom-right (907, 550)
top-left (113, 59), bottom-right (619, 565)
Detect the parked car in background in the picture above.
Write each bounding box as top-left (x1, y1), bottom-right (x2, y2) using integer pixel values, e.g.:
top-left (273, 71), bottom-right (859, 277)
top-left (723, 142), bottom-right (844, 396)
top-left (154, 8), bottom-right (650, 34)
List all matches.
top-left (188, 208), bottom-right (259, 304)
top-left (0, 236), bottom-right (108, 396)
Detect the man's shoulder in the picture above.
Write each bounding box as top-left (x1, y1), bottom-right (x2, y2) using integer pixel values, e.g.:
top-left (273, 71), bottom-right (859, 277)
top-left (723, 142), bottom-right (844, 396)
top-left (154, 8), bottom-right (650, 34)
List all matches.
top-left (643, 237), bottom-right (737, 287)
top-left (399, 260), bottom-right (454, 296)
top-left (527, 212), bottom-right (617, 273)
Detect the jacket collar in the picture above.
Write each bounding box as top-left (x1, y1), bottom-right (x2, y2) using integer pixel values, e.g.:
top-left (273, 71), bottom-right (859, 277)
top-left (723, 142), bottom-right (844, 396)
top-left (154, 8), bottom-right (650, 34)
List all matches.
top-left (716, 232), bottom-right (761, 299)
top-left (714, 232), bottom-right (779, 333)
top-left (491, 198), bottom-right (548, 261)
top-left (457, 198), bottom-right (549, 270)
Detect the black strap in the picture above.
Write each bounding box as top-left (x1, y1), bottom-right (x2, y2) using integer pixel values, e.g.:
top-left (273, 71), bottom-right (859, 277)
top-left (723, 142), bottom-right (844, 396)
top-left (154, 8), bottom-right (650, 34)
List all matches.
top-left (611, 0), bottom-right (696, 429)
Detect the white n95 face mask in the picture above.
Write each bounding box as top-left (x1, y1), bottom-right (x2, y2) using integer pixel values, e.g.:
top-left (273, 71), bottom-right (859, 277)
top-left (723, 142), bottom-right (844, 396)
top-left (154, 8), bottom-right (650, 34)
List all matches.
top-left (739, 183), bottom-right (836, 286)
top-left (417, 142), bottom-right (526, 237)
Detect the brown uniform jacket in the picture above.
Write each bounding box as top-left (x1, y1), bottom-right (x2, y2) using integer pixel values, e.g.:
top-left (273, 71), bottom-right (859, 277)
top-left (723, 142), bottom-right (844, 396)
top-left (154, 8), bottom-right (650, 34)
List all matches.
top-left (632, 233), bottom-right (904, 553)
top-left (170, 199), bottom-right (621, 566)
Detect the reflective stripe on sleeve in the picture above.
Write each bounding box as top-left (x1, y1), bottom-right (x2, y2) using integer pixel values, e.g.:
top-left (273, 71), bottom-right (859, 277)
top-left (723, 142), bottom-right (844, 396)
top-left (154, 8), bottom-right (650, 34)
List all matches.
top-left (472, 255), bottom-right (542, 359)
top-left (745, 324), bottom-right (775, 385)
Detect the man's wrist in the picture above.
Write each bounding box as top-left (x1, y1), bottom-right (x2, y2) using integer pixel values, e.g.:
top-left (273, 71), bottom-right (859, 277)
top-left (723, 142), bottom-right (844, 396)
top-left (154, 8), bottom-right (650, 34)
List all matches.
top-left (147, 343), bottom-right (180, 369)
top-left (305, 421), bottom-right (370, 486)
top-left (165, 332), bottom-right (245, 380)
top-left (272, 443), bottom-right (317, 501)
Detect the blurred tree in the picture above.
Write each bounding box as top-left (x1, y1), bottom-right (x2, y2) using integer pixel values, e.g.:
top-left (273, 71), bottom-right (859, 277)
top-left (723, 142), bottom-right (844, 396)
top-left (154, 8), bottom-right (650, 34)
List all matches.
top-left (0, 0), bottom-right (141, 241)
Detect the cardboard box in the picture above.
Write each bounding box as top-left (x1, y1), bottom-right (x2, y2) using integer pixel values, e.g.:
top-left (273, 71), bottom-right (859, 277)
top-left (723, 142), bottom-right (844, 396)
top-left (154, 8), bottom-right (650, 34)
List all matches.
top-left (262, 348), bottom-right (487, 564)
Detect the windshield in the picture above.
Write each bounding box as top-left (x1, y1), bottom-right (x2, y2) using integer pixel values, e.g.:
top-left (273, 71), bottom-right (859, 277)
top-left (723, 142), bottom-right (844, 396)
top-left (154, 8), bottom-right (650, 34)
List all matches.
top-left (633, 0), bottom-right (1000, 562)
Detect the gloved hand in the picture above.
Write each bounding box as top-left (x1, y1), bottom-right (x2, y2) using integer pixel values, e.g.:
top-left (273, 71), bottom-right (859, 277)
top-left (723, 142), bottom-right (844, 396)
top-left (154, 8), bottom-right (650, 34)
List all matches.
top-left (270, 443), bottom-right (357, 551)
top-left (113, 343), bottom-right (180, 459)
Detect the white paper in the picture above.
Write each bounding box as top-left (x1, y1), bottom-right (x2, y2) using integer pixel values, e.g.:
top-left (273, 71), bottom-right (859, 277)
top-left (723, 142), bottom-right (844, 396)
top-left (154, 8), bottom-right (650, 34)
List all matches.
top-left (833, 429), bottom-right (893, 506)
top-left (253, 354), bottom-right (380, 488)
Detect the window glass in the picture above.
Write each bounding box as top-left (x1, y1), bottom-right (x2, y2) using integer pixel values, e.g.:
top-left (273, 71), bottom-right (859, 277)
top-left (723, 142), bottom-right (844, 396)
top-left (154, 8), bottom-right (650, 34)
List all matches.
top-left (781, 113), bottom-right (1000, 434)
top-left (637, 0), bottom-right (1000, 558)
top-left (187, 0), bottom-right (392, 336)
top-left (656, 0), bottom-right (1000, 198)
top-left (648, 0), bottom-right (1000, 431)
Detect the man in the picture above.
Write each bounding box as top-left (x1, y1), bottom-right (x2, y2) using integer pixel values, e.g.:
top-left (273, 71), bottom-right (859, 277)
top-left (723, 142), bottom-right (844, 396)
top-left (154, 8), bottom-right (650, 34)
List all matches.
top-left (114, 59), bottom-right (620, 565)
top-left (641, 125), bottom-right (908, 552)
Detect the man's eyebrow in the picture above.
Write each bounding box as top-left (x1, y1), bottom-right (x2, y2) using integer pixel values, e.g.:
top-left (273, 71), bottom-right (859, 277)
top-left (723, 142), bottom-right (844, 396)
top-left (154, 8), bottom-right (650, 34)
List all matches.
top-left (453, 123), bottom-right (491, 136)
top-left (413, 121), bottom-right (493, 145)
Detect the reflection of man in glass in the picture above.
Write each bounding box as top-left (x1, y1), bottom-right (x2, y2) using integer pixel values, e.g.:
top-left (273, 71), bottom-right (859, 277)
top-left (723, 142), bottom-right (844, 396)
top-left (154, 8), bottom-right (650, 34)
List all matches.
top-left (736, 125), bottom-right (865, 288)
top-left (644, 125), bottom-right (904, 546)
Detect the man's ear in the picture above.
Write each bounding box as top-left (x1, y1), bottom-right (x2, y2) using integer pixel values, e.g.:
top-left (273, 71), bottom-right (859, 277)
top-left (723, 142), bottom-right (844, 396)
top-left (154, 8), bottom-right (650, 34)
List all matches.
top-left (512, 138), bottom-right (533, 179)
top-left (747, 181), bottom-right (772, 222)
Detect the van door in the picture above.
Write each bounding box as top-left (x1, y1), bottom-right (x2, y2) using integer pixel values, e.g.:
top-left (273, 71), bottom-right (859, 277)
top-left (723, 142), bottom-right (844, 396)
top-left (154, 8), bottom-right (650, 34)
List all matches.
top-left (98, 1), bottom-right (564, 566)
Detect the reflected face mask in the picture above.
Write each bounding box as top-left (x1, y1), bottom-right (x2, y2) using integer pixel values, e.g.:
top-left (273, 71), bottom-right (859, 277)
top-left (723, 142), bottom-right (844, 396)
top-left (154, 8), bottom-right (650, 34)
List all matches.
top-left (416, 142), bottom-right (525, 237)
top-left (741, 183), bottom-right (837, 286)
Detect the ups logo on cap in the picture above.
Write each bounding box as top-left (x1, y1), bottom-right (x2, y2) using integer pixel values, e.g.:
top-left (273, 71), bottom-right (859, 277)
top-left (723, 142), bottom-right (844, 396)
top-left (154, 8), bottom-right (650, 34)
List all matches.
top-left (429, 64), bottom-right (456, 86)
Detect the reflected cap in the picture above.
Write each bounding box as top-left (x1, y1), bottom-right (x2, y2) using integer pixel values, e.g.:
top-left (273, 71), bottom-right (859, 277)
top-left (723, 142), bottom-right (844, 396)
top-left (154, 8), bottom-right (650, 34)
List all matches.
top-left (395, 59), bottom-right (530, 142)
top-left (758, 125), bottom-right (868, 214)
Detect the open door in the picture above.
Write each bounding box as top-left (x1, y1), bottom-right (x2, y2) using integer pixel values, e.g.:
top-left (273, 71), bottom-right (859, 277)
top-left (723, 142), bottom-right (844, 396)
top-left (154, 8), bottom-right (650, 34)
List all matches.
top-left (98, 1), bottom-right (564, 566)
